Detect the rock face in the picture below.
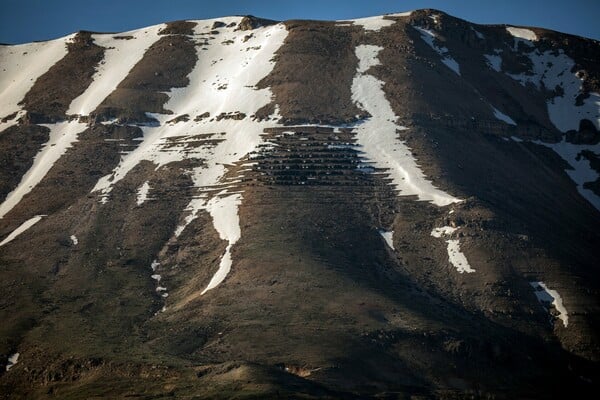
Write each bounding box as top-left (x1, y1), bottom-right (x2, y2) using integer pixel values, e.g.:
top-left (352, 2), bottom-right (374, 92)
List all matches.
top-left (0, 10), bottom-right (599, 399)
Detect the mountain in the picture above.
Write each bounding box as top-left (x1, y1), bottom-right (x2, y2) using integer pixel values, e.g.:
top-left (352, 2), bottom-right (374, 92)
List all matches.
top-left (0, 9), bottom-right (598, 399)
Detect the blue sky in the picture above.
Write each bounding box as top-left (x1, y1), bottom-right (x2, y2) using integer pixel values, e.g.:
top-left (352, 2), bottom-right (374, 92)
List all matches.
top-left (1, 0), bottom-right (599, 44)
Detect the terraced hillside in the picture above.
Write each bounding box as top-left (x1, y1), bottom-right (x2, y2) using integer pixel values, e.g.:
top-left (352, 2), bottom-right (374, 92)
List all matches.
top-left (0, 10), bottom-right (599, 399)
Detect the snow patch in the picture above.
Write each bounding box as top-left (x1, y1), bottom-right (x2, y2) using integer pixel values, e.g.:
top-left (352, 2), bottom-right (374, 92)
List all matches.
top-left (446, 239), bottom-right (475, 273)
top-left (352, 45), bottom-right (461, 206)
top-left (492, 107), bottom-right (516, 125)
top-left (431, 225), bottom-right (458, 238)
top-left (484, 53), bottom-right (502, 72)
top-left (429, 15), bottom-right (441, 24)
top-left (5, 353), bottom-right (19, 371)
top-left (430, 225), bottom-right (475, 273)
top-left (506, 27), bottom-right (537, 41)
top-left (149, 261), bottom-right (169, 303)
top-left (378, 229), bottom-right (395, 250)
top-left (413, 26), bottom-right (460, 75)
top-left (349, 16), bottom-right (396, 31)
top-left (530, 281), bottom-right (568, 327)
top-left (201, 194), bottom-right (241, 294)
top-left (0, 215), bottom-right (44, 247)
top-left (70, 235), bottom-right (78, 245)
top-left (67, 24), bottom-right (164, 116)
top-left (471, 27), bottom-right (485, 40)
top-left (0, 121), bottom-right (87, 219)
top-left (136, 181), bottom-right (151, 205)
top-left (510, 136), bottom-right (524, 143)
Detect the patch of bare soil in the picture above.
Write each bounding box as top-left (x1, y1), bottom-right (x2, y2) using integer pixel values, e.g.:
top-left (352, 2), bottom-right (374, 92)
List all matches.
top-left (257, 21), bottom-right (367, 125)
top-left (0, 125), bottom-right (49, 201)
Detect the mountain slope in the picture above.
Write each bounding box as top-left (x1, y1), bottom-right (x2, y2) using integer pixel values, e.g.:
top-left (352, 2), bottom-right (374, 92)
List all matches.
top-left (0, 10), bottom-right (599, 399)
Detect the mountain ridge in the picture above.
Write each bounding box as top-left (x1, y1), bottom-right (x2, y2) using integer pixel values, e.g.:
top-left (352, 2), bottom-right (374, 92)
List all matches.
top-left (0, 9), bottom-right (598, 399)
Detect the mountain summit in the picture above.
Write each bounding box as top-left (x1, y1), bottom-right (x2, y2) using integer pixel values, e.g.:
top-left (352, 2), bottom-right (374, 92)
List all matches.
top-left (0, 10), bottom-right (599, 399)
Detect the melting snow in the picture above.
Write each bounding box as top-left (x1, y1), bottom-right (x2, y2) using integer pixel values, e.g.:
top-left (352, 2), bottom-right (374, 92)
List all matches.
top-left (430, 226), bottom-right (475, 273)
top-left (0, 121), bottom-right (87, 219)
top-left (492, 107), bottom-right (516, 125)
top-left (0, 35), bottom-right (73, 132)
top-left (530, 281), bottom-right (568, 327)
top-left (352, 44), bottom-right (461, 206)
top-left (67, 24), bottom-right (164, 116)
top-left (378, 229), bottom-right (395, 250)
top-left (5, 353), bottom-right (19, 371)
top-left (136, 181), bottom-right (151, 205)
top-left (532, 139), bottom-right (600, 210)
top-left (0, 215), bottom-right (44, 247)
top-left (70, 235), bottom-right (78, 245)
top-left (413, 26), bottom-right (461, 75)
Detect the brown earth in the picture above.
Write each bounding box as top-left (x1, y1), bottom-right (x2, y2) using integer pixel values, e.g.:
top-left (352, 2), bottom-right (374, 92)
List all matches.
top-left (0, 125), bottom-right (49, 200)
top-left (257, 21), bottom-right (367, 125)
top-left (1, 9), bottom-right (599, 399)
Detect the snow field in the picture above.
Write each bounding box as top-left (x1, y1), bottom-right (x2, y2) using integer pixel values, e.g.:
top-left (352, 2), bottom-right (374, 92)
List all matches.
top-left (91, 19), bottom-right (289, 295)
